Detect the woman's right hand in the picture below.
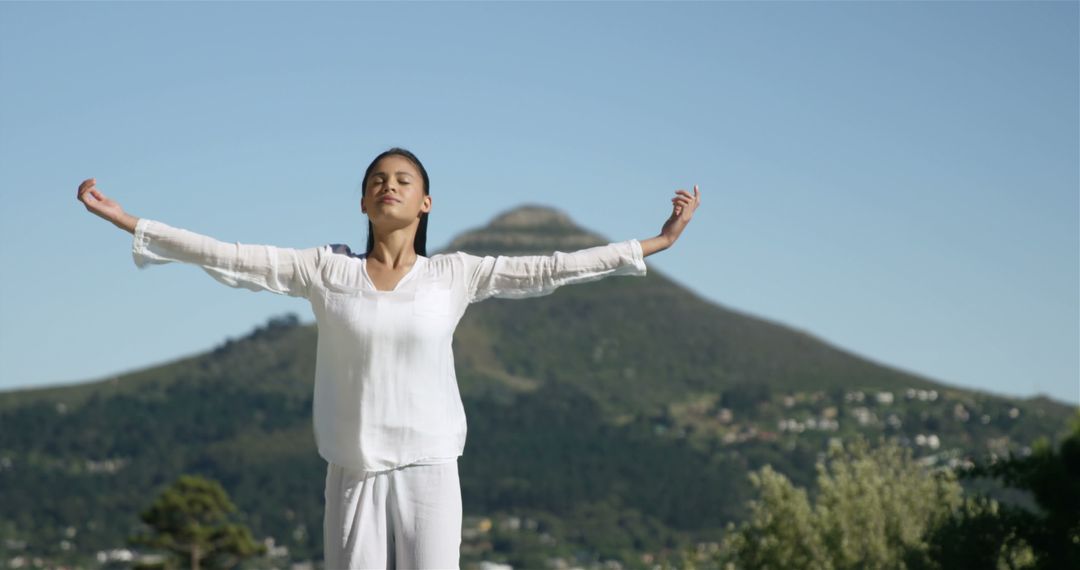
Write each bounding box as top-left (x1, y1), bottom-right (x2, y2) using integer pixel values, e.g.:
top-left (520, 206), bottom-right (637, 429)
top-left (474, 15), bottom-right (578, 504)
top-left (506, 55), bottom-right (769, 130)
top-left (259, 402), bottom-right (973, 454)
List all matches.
top-left (659, 184), bottom-right (701, 248)
top-left (78, 178), bottom-right (136, 232)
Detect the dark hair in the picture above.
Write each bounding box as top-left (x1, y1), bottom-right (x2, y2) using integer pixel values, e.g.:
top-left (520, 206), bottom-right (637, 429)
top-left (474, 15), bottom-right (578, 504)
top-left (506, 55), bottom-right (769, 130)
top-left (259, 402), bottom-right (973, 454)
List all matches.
top-left (360, 147), bottom-right (431, 256)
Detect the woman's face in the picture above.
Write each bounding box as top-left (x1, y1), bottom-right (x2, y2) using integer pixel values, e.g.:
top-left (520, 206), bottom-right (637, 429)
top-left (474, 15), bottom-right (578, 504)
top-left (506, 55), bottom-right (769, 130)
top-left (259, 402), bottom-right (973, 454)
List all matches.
top-left (362, 155), bottom-right (430, 228)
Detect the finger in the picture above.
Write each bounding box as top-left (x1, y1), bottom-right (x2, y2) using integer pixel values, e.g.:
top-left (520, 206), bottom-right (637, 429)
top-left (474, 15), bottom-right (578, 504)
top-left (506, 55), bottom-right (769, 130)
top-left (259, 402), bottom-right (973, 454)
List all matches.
top-left (80, 179), bottom-right (97, 198)
top-left (91, 189), bottom-right (104, 200)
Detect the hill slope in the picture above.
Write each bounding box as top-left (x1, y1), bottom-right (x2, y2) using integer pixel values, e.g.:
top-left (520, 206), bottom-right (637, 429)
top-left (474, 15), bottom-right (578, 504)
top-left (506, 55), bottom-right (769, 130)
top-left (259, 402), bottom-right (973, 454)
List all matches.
top-left (0, 205), bottom-right (1074, 568)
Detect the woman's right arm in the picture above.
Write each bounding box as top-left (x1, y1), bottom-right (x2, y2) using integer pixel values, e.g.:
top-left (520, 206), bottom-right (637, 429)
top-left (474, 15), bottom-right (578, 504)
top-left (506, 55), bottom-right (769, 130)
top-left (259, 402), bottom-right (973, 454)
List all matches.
top-left (77, 178), bottom-right (325, 298)
top-left (78, 177), bottom-right (139, 233)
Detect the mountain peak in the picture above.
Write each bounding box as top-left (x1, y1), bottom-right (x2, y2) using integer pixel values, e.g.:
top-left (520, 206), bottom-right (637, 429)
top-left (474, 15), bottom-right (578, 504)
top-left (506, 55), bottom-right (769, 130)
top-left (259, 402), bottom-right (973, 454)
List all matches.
top-left (436, 204), bottom-right (611, 256)
top-left (486, 204), bottom-right (576, 230)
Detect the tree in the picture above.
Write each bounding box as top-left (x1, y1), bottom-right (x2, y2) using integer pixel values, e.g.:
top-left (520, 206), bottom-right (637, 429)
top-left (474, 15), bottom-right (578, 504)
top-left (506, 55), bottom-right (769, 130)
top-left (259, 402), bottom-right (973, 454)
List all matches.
top-left (708, 436), bottom-right (963, 570)
top-left (908, 495), bottom-right (1034, 570)
top-left (128, 474), bottom-right (267, 570)
top-left (914, 410), bottom-right (1080, 570)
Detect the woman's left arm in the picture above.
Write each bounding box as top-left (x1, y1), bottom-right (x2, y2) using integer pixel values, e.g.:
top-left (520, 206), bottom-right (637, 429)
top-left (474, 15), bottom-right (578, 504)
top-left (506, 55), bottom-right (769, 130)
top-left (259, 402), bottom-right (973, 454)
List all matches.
top-left (640, 184), bottom-right (701, 257)
top-left (459, 185), bottom-right (701, 303)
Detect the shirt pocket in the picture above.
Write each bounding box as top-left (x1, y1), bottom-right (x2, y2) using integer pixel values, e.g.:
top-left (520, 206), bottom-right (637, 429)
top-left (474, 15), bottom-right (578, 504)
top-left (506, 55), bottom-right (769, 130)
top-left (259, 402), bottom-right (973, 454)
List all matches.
top-left (413, 287), bottom-right (453, 316)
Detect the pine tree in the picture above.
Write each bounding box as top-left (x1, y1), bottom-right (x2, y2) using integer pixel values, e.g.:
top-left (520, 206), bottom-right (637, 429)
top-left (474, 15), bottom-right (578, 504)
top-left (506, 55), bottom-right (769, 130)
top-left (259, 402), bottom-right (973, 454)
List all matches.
top-left (128, 474), bottom-right (267, 570)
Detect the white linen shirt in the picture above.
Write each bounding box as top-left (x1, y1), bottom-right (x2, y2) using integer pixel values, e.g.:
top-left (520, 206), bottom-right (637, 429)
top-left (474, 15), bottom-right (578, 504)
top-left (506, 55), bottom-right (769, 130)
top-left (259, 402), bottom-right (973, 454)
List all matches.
top-left (131, 218), bottom-right (648, 473)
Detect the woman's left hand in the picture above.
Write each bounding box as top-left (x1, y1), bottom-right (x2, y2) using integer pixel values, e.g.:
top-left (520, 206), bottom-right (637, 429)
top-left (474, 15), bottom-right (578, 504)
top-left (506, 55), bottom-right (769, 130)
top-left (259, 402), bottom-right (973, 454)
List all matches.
top-left (660, 184), bottom-right (701, 247)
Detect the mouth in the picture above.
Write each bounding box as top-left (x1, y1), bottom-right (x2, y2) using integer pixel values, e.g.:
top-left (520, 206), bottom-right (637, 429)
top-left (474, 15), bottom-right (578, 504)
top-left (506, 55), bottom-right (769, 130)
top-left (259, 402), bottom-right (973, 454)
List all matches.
top-left (379, 197), bottom-right (400, 204)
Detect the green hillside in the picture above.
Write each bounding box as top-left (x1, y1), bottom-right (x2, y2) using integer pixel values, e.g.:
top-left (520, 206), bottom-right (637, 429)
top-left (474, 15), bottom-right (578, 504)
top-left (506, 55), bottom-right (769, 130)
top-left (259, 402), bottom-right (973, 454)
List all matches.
top-left (0, 206), bottom-right (1074, 570)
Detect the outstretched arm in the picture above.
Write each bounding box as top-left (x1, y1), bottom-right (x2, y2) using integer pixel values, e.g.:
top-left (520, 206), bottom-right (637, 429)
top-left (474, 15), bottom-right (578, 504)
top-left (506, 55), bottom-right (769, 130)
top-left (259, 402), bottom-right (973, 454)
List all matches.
top-left (77, 177), bottom-right (324, 298)
top-left (131, 218), bottom-right (324, 298)
top-left (458, 239), bottom-right (647, 304)
top-left (460, 184), bottom-right (702, 303)
top-left (641, 183), bottom-right (702, 256)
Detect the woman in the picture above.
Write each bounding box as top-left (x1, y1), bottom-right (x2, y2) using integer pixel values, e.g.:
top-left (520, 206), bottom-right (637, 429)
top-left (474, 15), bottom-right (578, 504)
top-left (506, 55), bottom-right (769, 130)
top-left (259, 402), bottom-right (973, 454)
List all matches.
top-left (76, 147), bottom-right (701, 569)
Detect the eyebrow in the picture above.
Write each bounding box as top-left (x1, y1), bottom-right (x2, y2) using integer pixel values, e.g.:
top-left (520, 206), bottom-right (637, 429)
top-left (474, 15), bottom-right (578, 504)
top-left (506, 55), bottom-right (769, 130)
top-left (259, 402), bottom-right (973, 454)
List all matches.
top-left (371, 170), bottom-right (413, 177)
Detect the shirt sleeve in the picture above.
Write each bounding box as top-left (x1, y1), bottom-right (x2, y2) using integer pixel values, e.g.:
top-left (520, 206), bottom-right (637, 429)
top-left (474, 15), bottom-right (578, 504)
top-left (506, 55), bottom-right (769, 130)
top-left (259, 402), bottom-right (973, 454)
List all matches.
top-left (457, 238), bottom-right (647, 304)
top-left (131, 218), bottom-right (325, 299)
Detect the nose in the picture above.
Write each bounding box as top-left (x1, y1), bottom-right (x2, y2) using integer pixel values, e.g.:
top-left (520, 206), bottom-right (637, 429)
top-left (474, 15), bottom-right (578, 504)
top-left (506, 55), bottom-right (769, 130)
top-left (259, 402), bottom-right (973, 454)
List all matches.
top-left (376, 189), bottom-right (399, 203)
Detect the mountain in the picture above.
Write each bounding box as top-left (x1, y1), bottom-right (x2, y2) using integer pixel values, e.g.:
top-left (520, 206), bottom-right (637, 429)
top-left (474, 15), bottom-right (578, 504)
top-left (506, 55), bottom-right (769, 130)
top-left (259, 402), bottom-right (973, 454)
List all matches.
top-left (1, 205), bottom-right (1075, 569)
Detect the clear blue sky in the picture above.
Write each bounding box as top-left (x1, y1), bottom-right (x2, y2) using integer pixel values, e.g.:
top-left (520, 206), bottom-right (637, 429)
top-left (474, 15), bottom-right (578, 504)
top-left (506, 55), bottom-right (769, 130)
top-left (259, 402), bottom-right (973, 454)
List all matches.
top-left (1, 1), bottom-right (1076, 406)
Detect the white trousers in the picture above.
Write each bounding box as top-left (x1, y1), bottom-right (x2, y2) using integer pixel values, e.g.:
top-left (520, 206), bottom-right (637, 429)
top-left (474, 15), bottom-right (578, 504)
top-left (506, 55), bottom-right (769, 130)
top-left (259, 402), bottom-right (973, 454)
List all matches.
top-left (323, 459), bottom-right (463, 570)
